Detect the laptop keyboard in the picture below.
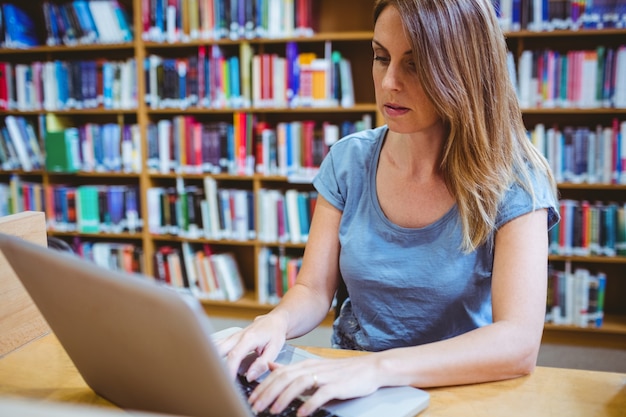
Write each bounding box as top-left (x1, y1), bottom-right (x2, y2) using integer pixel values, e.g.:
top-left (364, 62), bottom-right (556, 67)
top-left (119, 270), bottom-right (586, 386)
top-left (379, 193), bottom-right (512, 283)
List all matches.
top-left (237, 374), bottom-right (339, 417)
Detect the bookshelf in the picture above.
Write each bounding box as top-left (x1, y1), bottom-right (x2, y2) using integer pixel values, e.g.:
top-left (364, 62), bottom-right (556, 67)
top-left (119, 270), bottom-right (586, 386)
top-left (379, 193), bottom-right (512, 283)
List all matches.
top-left (0, 0), bottom-right (624, 345)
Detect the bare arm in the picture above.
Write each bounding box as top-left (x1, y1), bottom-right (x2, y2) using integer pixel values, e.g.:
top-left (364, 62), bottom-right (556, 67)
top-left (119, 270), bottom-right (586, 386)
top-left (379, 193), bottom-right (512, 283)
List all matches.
top-left (250, 209), bottom-right (550, 415)
top-left (217, 196), bottom-right (342, 380)
top-left (372, 208), bottom-right (549, 387)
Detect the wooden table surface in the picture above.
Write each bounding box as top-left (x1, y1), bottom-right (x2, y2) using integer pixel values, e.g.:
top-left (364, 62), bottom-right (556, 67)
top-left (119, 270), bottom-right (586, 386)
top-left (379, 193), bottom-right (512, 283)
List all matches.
top-left (1, 334), bottom-right (625, 417)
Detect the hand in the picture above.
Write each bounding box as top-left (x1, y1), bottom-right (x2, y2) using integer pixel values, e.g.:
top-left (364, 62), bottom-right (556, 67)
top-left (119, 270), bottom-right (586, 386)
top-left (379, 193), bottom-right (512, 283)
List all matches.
top-left (248, 355), bottom-right (382, 417)
top-left (214, 313), bottom-right (288, 381)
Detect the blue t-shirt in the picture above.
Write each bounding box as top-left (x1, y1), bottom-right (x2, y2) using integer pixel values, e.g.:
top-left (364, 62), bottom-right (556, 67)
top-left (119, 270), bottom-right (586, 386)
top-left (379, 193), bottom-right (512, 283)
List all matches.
top-left (313, 125), bottom-right (560, 351)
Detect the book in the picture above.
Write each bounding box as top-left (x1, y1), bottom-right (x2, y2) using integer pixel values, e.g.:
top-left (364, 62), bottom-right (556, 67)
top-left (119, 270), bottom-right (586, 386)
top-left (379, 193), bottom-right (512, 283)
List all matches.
top-left (76, 185), bottom-right (100, 233)
top-left (2, 4), bottom-right (39, 48)
top-left (45, 128), bottom-right (81, 173)
top-left (210, 252), bottom-right (245, 301)
top-left (4, 116), bottom-right (33, 171)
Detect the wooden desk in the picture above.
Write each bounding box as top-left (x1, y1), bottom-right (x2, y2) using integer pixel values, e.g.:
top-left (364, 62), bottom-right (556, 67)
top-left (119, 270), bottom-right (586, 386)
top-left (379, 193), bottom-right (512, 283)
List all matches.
top-left (1, 334), bottom-right (625, 417)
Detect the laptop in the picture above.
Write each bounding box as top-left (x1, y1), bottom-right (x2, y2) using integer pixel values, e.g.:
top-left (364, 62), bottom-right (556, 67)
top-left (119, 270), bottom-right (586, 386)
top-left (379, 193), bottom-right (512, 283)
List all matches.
top-left (0, 233), bottom-right (429, 417)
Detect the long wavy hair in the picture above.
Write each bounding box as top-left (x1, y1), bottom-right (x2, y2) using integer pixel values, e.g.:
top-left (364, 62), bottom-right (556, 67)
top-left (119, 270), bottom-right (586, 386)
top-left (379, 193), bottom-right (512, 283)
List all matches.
top-left (373, 0), bottom-right (557, 252)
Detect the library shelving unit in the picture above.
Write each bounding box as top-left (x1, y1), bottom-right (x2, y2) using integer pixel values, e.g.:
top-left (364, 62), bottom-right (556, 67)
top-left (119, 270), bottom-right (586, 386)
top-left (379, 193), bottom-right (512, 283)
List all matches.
top-left (506, 29), bottom-right (626, 349)
top-left (0, 0), bottom-right (624, 346)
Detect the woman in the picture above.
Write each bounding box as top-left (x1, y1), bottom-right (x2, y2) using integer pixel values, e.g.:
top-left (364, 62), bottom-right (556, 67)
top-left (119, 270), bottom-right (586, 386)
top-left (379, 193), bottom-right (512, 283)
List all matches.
top-left (217, 0), bottom-right (560, 415)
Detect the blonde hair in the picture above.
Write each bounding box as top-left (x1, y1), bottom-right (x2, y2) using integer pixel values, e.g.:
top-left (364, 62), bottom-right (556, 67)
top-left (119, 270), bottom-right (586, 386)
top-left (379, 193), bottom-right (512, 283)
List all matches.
top-left (374, 0), bottom-right (557, 252)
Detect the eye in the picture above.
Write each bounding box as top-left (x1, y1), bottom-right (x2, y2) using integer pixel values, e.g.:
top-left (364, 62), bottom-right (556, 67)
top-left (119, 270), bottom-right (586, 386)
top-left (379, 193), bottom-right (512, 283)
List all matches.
top-left (373, 55), bottom-right (390, 64)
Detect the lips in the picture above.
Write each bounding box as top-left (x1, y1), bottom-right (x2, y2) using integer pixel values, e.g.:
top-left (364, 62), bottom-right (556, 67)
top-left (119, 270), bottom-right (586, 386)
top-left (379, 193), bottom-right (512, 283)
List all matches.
top-left (384, 103), bottom-right (410, 116)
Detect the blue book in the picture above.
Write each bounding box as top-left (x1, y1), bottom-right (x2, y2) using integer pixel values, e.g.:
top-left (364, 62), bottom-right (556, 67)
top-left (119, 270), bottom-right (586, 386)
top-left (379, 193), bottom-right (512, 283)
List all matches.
top-left (92, 124), bottom-right (105, 171)
top-left (286, 42), bottom-right (299, 106)
top-left (54, 61), bottom-right (69, 109)
top-left (102, 62), bottom-right (114, 109)
top-left (2, 4), bottom-right (39, 48)
top-left (511, 0), bottom-right (521, 31)
top-left (42, 1), bottom-right (61, 46)
top-left (297, 191), bottom-right (310, 241)
top-left (125, 187), bottom-right (139, 233)
top-left (58, 3), bottom-right (79, 45)
top-left (229, 56), bottom-right (241, 107)
top-left (154, 0), bottom-right (165, 41)
top-left (107, 186), bottom-right (126, 233)
top-left (111, 0), bottom-right (133, 42)
top-left (72, 0), bottom-right (99, 43)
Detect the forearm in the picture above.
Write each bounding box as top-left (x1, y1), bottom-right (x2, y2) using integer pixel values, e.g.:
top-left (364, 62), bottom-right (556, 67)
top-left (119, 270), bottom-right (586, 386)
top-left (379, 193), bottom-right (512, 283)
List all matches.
top-left (265, 282), bottom-right (334, 340)
top-left (373, 320), bottom-right (542, 388)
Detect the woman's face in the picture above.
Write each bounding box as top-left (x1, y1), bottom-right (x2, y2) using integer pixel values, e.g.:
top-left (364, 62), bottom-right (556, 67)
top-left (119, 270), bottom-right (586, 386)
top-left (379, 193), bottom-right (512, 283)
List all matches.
top-left (372, 6), bottom-right (441, 135)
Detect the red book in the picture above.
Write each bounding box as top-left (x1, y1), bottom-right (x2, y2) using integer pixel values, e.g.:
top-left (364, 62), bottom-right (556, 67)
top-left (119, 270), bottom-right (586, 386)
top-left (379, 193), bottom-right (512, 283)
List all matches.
top-left (197, 46), bottom-right (206, 106)
top-left (302, 120), bottom-right (315, 169)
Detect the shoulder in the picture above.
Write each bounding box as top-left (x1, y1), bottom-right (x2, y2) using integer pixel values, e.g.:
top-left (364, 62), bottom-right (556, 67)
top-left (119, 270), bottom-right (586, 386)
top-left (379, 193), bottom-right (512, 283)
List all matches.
top-left (497, 164), bottom-right (560, 230)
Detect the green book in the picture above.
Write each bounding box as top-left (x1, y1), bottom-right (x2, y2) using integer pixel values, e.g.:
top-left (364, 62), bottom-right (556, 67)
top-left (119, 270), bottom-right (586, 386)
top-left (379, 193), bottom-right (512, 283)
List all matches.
top-left (76, 185), bottom-right (100, 233)
top-left (45, 128), bottom-right (80, 173)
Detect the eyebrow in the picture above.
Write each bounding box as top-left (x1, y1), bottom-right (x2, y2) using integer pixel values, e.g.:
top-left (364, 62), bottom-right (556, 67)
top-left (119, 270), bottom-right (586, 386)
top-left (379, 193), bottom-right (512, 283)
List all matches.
top-left (372, 39), bottom-right (412, 57)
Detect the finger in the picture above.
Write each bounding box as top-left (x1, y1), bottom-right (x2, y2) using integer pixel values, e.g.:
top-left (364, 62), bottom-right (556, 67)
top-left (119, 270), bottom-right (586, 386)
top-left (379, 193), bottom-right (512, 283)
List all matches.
top-left (269, 371), bottom-right (320, 415)
top-left (213, 331), bottom-right (241, 356)
top-left (245, 342), bottom-right (283, 381)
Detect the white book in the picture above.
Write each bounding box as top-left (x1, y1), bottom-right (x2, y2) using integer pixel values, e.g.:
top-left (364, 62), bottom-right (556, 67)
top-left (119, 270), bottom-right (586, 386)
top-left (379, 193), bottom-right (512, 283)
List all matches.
top-left (614, 47), bottom-right (626, 108)
top-left (580, 52), bottom-right (598, 108)
top-left (4, 115), bottom-right (31, 171)
top-left (272, 55), bottom-right (287, 108)
top-left (210, 252), bottom-right (244, 301)
top-left (42, 62), bottom-right (57, 111)
top-left (499, 0), bottom-right (513, 32)
top-left (166, 5), bottom-right (178, 43)
top-left (88, 1), bottom-right (117, 43)
top-left (517, 50), bottom-right (533, 109)
top-left (92, 242), bottom-right (112, 269)
top-left (252, 54), bottom-right (262, 108)
top-left (203, 176), bottom-right (221, 239)
top-left (147, 187), bottom-right (164, 234)
top-left (532, 123), bottom-right (546, 157)
top-left (131, 124), bottom-right (142, 173)
top-left (282, 0), bottom-right (295, 37)
top-left (339, 58), bottom-right (355, 108)
top-left (14, 64), bottom-right (28, 111)
top-left (81, 124), bottom-right (95, 172)
top-left (285, 189), bottom-right (301, 244)
top-left (257, 247), bottom-right (270, 304)
top-left (231, 189), bottom-right (249, 241)
top-left (267, 0), bottom-right (283, 38)
top-left (276, 122), bottom-right (288, 176)
top-left (119, 59), bottom-right (136, 109)
top-left (157, 119), bottom-right (172, 173)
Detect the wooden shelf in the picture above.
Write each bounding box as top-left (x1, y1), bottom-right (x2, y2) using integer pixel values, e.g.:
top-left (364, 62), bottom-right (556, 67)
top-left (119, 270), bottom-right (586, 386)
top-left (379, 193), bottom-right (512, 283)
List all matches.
top-left (1, 0), bottom-right (624, 350)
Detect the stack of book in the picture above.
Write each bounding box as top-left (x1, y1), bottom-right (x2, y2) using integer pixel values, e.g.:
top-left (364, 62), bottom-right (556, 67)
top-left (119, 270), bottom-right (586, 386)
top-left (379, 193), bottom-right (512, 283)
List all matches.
top-left (546, 264), bottom-right (606, 328)
top-left (510, 45), bottom-right (626, 110)
top-left (549, 199), bottom-right (626, 258)
top-left (144, 42), bottom-right (355, 111)
top-left (143, 0), bottom-right (316, 42)
top-left (0, 58), bottom-right (138, 112)
top-left (155, 242), bottom-right (245, 302)
top-left (41, 0), bottom-right (133, 46)
top-left (529, 119), bottom-right (626, 186)
top-left (494, 0), bottom-right (626, 32)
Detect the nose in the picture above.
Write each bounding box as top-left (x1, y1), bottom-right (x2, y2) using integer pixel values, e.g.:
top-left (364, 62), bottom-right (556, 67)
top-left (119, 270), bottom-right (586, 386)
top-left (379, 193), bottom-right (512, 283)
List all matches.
top-left (381, 63), bottom-right (402, 91)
